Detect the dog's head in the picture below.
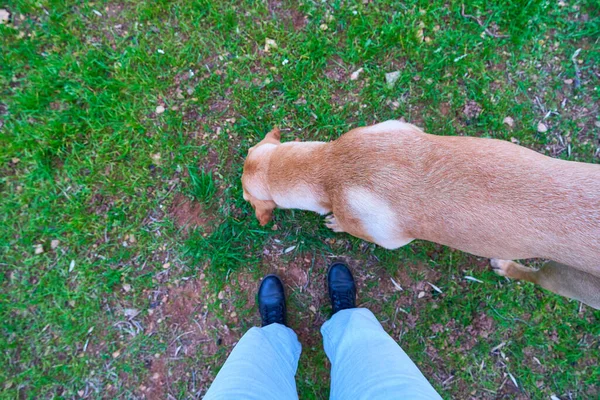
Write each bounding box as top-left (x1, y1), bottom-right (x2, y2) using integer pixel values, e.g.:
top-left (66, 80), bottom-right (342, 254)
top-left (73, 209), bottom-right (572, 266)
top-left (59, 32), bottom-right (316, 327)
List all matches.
top-left (241, 127), bottom-right (281, 226)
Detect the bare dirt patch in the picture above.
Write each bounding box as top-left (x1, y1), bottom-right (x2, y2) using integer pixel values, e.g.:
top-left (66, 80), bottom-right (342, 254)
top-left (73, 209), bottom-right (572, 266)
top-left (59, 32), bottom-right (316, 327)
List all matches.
top-left (169, 192), bottom-right (212, 233)
top-left (463, 100), bottom-right (483, 121)
top-left (140, 277), bottom-right (239, 399)
top-left (266, 1), bottom-right (307, 31)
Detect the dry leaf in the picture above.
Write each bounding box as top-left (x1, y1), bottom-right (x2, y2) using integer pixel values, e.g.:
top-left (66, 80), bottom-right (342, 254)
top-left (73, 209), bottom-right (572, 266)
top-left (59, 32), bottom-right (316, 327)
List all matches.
top-left (123, 308), bottom-right (140, 318)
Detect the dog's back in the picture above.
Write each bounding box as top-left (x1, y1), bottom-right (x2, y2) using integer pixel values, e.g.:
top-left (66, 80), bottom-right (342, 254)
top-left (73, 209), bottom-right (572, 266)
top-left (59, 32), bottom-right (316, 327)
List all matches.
top-left (326, 121), bottom-right (600, 272)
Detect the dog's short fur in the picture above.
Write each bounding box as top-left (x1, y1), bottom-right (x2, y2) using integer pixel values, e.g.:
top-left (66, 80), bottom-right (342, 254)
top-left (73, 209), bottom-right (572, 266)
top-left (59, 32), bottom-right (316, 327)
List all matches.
top-left (242, 121), bottom-right (600, 308)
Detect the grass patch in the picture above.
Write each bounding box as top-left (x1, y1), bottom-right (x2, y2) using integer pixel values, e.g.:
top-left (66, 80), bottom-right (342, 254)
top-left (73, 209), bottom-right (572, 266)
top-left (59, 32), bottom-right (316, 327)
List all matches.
top-left (1, 0), bottom-right (598, 398)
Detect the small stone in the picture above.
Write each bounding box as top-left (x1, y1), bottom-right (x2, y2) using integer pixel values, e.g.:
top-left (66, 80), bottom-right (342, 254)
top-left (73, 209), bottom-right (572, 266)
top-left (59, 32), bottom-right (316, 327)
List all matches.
top-left (218, 291), bottom-right (225, 300)
top-left (0, 9), bottom-right (10, 24)
top-left (563, 78), bottom-right (573, 85)
top-left (385, 71), bottom-right (401, 89)
top-left (350, 67), bottom-right (364, 81)
top-left (112, 350), bottom-right (121, 358)
top-left (264, 38), bottom-right (277, 52)
top-left (123, 283), bottom-right (132, 292)
top-left (51, 239), bottom-right (60, 249)
top-left (150, 153), bottom-right (161, 165)
top-left (155, 105), bottom-right (165, 114)
top-left (162, 262), bottom-right (171, 269)
top-left (418, 291), bottom-right (426, 299)
top-left (34, 244), bottom-right (44, 254)
top-left (503, 116), bottom-right (515, 128)
top-left (537, 122), bottom-right (548, 133)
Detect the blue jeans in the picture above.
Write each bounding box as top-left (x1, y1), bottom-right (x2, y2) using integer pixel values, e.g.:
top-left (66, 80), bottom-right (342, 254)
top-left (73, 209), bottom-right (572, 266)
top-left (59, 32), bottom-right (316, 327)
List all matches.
top-left (204, 308), bottom-right (442, 399)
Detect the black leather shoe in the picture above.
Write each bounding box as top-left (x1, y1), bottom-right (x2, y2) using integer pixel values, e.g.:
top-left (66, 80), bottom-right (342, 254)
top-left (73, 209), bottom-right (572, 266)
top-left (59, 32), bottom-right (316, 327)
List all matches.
top-left (328, 262), bottom-right (356, 315)
top-left (258, 274), bottom-right (287, 327)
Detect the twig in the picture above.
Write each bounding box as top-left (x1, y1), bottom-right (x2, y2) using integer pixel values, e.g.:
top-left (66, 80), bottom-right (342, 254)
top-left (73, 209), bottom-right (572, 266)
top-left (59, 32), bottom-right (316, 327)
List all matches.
top-left (571, 48), bottom-right (582, 88)
top-left (461, 4), bottom-right (509, 38)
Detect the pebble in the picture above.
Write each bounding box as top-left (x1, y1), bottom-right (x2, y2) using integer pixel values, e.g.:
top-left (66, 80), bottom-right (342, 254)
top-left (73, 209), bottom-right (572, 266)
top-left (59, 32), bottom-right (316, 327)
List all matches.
top-left (155, 105), bottom-right (165, 114)
top-left (503, 116), bottom-right (514, 128)
top-left (537, 122), bottom-right (548, 133)
top-left (350, 68), bottom-right (363, 81)
top-left (385, 71), bottom-right (400, 89)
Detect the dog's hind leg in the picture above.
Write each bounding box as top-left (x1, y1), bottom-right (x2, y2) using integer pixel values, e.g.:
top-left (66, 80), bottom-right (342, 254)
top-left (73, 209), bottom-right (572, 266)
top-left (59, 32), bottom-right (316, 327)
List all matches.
top-left (491, 259), bottom-right (600, 309)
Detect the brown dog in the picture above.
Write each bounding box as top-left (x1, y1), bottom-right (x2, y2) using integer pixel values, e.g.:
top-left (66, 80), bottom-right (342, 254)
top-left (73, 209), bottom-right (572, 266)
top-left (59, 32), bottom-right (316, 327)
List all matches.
top-left (242, 121), bottom-right (600, 309)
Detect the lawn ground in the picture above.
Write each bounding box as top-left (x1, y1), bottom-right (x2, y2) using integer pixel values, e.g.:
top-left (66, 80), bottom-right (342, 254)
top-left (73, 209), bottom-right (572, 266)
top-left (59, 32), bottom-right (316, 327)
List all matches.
top-left (1, 0), bottom-right (599, 398)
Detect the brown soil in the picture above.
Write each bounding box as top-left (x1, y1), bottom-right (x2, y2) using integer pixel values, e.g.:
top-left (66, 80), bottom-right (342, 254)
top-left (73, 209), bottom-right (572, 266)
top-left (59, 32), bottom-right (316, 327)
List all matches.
top-left (463, 100), bottom-right (483, 120)
top-left (169, 192), bottom-right (212, 233)
top-left (141, 277), bottom-right (239, 399)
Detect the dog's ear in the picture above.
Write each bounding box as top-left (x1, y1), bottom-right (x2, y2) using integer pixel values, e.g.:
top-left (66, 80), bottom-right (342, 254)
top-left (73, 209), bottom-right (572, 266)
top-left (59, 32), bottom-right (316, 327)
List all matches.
top-left (264, 127), bottom-right (281, 142)
top-left (252, 199), bottom-right (276, 226)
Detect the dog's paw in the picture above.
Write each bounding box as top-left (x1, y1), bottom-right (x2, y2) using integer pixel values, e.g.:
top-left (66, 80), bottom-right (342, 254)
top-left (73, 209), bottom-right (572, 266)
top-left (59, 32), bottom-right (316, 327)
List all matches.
top-left (490, 258), bottom-right (513, 277)
top-left (325, 214), bottom-right (344, 232)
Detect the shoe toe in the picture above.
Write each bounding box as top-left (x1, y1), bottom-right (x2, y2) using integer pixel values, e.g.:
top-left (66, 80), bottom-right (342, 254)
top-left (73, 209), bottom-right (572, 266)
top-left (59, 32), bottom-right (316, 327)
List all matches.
top-left (328, 263), bottom-right (355, 289)
top-left (258, 275), bottom-right (285, 304)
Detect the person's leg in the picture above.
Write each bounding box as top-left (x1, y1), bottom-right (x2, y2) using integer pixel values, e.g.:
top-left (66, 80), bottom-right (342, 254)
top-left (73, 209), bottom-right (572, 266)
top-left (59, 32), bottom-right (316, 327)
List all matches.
top-left (204, 275), bottom-right (300, 400)
top-left (322, 263), bottom-right (441, 400)
top-left (203, 323), bottom-right (301, 400)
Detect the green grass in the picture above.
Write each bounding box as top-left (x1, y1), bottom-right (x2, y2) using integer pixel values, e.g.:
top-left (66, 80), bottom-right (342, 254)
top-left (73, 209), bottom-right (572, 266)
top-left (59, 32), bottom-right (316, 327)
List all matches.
top-left (1, 0), bottom-right (599, 398)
